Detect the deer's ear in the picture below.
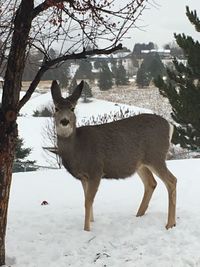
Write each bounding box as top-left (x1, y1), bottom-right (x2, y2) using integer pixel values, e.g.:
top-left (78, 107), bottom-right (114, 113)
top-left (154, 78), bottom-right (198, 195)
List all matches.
top-left (68, 80), bottom-right (84, 105)
top-left (51, 80), bottom-right (62, 104)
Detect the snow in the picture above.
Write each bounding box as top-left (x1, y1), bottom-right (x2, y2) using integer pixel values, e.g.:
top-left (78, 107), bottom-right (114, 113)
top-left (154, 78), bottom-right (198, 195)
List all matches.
top-left (20, 92), bottom-right (53, 116)
top-left (0, 91), bottom-right (40, 104)
top-left (4, 92), bottom-right (200, 266)
top-left (17, 117), bottom-right (48, 166)
top-left (19, 91), bottom-right (150, 117)
top-left (6, 159), bottom-right (200, 267)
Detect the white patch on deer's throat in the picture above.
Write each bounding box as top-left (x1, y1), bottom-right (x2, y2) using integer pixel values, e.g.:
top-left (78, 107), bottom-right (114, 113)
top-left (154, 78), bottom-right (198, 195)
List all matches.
top-left (56, 124), bottom-right (73, 138)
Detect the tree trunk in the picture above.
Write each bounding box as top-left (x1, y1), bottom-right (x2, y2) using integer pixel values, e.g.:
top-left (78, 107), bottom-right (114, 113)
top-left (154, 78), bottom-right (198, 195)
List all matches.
top-left (0, 1), bottom-right (33, 264)
top-left (0, 119), bottom-right (17, 266)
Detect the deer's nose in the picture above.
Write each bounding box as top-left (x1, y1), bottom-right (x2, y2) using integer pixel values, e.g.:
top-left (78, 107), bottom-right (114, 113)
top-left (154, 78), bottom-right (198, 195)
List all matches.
top-left (60, 118), bottom-right (69, 126)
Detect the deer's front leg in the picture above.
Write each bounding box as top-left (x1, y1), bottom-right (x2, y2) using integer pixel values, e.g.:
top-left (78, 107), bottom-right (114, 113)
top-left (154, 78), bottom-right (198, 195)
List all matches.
top-left (81, 179), bottom-right (94, 222)
top-left (84, 178), bottom-right (100, 231)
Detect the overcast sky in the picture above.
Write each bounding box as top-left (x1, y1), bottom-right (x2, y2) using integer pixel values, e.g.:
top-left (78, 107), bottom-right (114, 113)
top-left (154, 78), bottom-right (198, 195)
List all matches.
top-left (123, 0), bottom-right (199, 49)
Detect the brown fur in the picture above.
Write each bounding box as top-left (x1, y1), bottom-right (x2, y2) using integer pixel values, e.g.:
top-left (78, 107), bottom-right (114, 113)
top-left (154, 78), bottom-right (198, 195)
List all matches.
top-left (51, 80), bottom-right (177, 231)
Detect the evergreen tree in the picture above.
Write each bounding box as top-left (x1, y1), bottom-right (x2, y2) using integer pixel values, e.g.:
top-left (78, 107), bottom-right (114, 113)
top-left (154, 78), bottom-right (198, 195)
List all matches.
top-left (115, 60), bottom-right (129, 86)
top-left (13, 137), bottom-right (37, 172)
top-left (68, 78), bottom-right (92, 102)
top-left (136, 64), bottom-right (150, 88)
top-left (75, 59), bottom-right (93, 80)
top-left (150, 53), bottom-right (165, 78)
top-left (155, 6), bottom-right (200, 150)
top-left (0, 106), bottom-right (36, 172)
top-left (98, 61), bottom-right (113, 90)
top-left (81, 81), bottom-right (93, 103)
top-left (44, 62), bottom-right (70, 88)
top-left (136, 52), bottom-right (165, 87)
top-left (93, 60), bottom-right (101, 70)
top-left (110, 59), bottom-right (117, 79)
top-left (59, 65), bottom-right (70, 89)
top-left (15, 137), bottom-right (31, 161)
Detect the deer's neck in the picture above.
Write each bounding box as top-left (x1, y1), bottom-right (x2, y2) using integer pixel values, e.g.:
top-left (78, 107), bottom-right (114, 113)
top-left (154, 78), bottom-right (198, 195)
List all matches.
top-left (57, 132), bottom-right (81, 177)
top-left (57, 132), bottom-right (76, 157)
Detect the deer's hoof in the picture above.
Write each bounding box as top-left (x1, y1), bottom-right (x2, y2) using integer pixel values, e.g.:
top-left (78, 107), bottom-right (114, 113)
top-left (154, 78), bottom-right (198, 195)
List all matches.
top-left (84, 226), bottom-right (91, 231)
top-left (136, 211), bottom-right (145, 217)
top-left (165, 222), bottom-right (176, 230)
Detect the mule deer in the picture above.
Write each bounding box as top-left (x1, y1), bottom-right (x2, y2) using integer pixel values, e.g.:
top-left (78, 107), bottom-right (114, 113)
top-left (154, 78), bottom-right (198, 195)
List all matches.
top-left (51, 80), bottom-right (177, 231)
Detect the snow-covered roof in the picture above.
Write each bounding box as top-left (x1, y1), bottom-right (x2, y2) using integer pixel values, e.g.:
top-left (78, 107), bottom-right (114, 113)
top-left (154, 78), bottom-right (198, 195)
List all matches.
top-left (141, 49), bottom-right (171, 54)
top-left (91, 51), bottom-right (132, 60)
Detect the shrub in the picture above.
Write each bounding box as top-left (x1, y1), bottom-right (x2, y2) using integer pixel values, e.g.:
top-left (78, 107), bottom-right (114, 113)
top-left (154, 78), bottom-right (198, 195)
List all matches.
top-left (33, 106), bottom-right (53, 117)
top-left (79, 106), bottom-right (136, 126)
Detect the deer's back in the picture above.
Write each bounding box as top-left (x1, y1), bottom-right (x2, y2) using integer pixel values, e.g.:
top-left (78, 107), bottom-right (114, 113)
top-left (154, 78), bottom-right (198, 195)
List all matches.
top-left (73, 113), bottom-right (171, 179)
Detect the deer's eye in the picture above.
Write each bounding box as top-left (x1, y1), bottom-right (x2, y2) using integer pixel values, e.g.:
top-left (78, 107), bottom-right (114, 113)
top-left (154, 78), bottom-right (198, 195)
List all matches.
top-left (71, 107), bottom-right (75, 112)
top-left (55, 107), bottom-right (59, 112)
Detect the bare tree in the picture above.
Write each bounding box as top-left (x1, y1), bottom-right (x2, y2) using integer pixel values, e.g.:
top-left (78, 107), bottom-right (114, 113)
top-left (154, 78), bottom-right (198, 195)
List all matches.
top-left (0, 0), bottom-right (149, 265)
top-left (42, 108), bottom-right (61, 168)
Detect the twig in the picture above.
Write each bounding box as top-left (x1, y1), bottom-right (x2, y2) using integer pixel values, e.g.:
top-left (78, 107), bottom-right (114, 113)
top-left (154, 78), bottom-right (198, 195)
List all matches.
top-left (87, 236), bottom-right (96, 243)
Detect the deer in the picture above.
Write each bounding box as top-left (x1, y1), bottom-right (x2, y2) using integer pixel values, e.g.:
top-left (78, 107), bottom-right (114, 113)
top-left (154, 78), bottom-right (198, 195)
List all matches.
top-left (50, 80), bottom-right (177, 231)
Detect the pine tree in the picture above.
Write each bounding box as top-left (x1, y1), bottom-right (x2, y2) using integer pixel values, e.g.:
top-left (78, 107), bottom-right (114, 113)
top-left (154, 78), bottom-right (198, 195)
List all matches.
top-left (59, 64), bottom-right (70, 89)
top-left (136, 52), bottom-right (165, 88)
top-left (13, 137), bottom-right (37, 172)
top-left (154, 6), bottom-right (200, 150)
top-left (68, 78), bottom-right (92, 102)
top-left (98, 61), bottom-right (113, 90)
top-left (111, 59), bottom-right (117, 80)
top-left (81, 81), bottom-right (93, 103)
top-left (115, 60), bottom-right (129, 86)
top-left (75, 59), bottom-right (93, 80)
top-left (15, 137), bottom-right (31, 160)
top-left (150, 53), bottom-right (166, 79)
top-left (136, 63), bottom-right (150, 88)
top-left (93, 60), bottom-right (101, 70)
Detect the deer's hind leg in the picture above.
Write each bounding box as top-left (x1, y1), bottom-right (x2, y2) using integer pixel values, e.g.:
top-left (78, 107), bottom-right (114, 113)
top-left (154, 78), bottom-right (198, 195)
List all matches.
top-left (150, 162), bottom-right (177, 229)
top-left (136, 166), bottom-right (157, 217)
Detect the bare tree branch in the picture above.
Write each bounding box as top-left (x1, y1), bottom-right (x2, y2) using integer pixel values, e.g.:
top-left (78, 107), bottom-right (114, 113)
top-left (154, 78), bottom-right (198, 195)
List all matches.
top-left (18, 43), bottom-right (122, 110)
top-left (33, 0), bottom-right (75, 18)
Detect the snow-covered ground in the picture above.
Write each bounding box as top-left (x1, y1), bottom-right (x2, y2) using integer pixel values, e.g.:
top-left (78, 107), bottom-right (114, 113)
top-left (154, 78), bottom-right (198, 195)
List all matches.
top-left (4, 92), bottom-right (200, 266)
top-left (7, 159), bottom-right (200, 267)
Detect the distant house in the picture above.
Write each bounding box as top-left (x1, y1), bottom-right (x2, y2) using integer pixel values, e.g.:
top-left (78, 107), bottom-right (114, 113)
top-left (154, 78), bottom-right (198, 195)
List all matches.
top-left (138, 49), bottom-right (172, 68)
top-left (110, 52), bottom-right (135, 76)
top-left (68, 49), bottom-right (186, 82)
top-left (141, 49), bottom-right (171, 59)
top-left (138, 49), bottom-right (187, 73)
top-left (69, 51), bottom-right (135, 80)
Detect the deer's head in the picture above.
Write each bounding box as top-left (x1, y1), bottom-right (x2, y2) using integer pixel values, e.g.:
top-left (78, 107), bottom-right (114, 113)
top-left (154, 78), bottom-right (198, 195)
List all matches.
top-left (51, 80), bottom-right (84, 138)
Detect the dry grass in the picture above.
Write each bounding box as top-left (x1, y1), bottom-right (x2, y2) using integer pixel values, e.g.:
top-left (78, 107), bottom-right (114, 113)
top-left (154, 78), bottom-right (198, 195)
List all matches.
top-left (92, 84), bottom-right (172, 121)
top-left (93, 85), bottom-right (198, 159)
